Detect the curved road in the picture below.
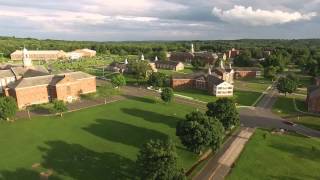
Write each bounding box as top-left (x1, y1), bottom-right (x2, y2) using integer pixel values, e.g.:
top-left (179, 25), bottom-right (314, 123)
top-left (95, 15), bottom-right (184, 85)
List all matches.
top-left (240, 86), bottom-right (320, 138)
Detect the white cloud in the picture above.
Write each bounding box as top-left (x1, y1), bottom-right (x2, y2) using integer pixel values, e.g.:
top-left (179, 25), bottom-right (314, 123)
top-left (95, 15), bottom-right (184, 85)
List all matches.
top-left (212, 5), bottom-right (317, 26)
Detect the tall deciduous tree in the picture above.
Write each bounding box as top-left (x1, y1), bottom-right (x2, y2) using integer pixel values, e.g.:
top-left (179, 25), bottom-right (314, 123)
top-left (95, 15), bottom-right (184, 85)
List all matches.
top-left (52, 100), bottom-right (68, 117)
top-left (148, 72), bottom-right (167, 88)
top-left (136, 139), bottom-right (186, 180)
top-left (176, 111), bottom-right (224, 154)
top-left (0, 96), bottom-right (17, 121)
top-left (160, 87), bottom-right (174, 103)
top-left (111, 74), bottom-right (126, 88)
top-left (206, 98), bottom-right (239, 130)
top-left (276, 77), bottom-right (297, 96)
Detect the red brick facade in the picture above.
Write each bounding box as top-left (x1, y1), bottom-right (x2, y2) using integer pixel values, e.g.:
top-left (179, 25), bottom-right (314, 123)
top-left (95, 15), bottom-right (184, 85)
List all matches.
top-left (10, 75), bottom-right (96, 109)
top-left (235, 71), bottom-right (257, 78)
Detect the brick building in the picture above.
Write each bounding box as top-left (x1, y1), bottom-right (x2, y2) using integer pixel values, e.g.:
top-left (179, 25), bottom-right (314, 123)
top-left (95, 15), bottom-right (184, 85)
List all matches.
top-left (155, 61), bottom-right (184, 71)
top-left (11, 50), bottom-right (67, 61)
top-left (1, 48), bottom-right (96, 109)
top-left (168, 44), bottom-right (219, 65)
top-left (306, 86), bottom-right (320, 113)
top-left (226, 48), bottom-right (240, 59)
top-left (233, 67), bottom-right (262, 79)
top-left (315, 76), bottom-right (320, 86)
top-left (171, 67), bottom-right (233, 97)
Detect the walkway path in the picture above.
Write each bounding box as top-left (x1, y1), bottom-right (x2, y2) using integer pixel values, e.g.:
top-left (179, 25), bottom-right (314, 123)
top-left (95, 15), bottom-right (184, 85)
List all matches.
top-left (193, 127), bottom-right (255, 180)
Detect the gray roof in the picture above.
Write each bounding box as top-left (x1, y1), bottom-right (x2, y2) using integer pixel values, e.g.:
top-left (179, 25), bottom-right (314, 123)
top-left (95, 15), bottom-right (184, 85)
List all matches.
top-left (155, 60), bottom-right (181, 66)
top-left (11, 71), bottom-right (95, 89)
top-left (0, 70), bottom-right (15, 78)
top-left (208, 74), bottom-right (225, 85)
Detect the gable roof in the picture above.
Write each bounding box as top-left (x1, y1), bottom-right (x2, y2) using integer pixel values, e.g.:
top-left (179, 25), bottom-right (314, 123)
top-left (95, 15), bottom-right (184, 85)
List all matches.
top-left (11, 71), bottom-right (95, 89)
top-left (155, 60), bottom-right (181, 66)
top-left (208, 74), bottom-right (225, 85)
top-left (0, 69), bottom-right (15, 78)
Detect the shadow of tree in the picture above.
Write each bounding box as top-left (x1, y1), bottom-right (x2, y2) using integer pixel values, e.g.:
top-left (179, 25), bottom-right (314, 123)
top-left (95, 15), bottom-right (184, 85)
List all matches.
top-left (0, 168), bottom-right (61, 180)
top-left (270, 142), bottom-right (320, 162)
top-left (121, 95), bottom-right (156, 104)
top-left (83, 119), bottom-right (168, 148)
top-left (39, 141), bottom-right (137, 180)
top-left (121, 108), bottom-right (183, 128)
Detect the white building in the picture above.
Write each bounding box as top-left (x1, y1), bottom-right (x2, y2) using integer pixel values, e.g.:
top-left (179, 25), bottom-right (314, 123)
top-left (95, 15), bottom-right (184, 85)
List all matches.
top-left (67, 52), bottom-right (83, 60)
top-left (208, 74), bottom-right (234, 97)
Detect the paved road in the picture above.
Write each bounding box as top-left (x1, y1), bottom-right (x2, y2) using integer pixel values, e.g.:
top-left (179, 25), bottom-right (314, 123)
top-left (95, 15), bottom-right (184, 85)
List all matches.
top-left (194, 127), bottom-right (255, 180)
top-left (240, 86), bottom-right (320, 138)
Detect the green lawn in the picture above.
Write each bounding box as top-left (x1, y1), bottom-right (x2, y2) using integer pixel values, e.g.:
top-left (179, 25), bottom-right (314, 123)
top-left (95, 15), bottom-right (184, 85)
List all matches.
top-left (227, 129), bottom-right (320, 180)
top-left (234, 77), bottom-right (271, 93)
top-left (174, 88), bottom-right (261, 106)
top-left (0, 98), bottom-right (198, 180)
top-left (158, 66), bottom-right (197, 76)
top-left (272, 95), bottom-right (320, 131)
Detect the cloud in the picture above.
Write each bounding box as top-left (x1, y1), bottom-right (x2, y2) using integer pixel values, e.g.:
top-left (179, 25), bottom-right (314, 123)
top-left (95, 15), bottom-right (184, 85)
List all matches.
top-left (212, 5), bottom-right (317, 26)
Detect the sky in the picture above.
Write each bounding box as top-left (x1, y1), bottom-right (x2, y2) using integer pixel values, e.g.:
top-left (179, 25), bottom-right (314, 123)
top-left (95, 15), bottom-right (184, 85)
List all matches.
top-left (0, 0), bottom-right (319, 41)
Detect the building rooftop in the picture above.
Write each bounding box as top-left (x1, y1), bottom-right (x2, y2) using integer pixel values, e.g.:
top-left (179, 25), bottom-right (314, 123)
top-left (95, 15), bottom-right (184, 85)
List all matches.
top-left (11, 71), bottom-right (95, 89)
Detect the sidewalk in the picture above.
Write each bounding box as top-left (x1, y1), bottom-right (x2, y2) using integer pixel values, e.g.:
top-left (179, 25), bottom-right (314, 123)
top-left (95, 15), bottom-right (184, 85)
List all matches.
top-left (193, 127), bottom-right (255, 180)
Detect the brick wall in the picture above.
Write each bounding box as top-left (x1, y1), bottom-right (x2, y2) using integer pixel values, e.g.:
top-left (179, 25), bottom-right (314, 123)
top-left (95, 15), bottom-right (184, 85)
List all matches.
top-left (235, 71), bottom-right (257, 79)
top-left (15, 86), bottom-right (50, 108)
top-left (56, 78), bottom-right (96, 102)
top-left (171, 79), bottom-right (194, 89)
top-left (308, 96), bottom-right (320, 113)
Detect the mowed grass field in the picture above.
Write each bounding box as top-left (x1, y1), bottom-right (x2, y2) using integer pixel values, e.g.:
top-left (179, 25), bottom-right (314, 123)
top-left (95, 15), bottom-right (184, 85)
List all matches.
top-left (0, 97), bottom-right (198, 180)
top-left (227, 129), bottom-right (320, 180)
top-left (272, 95), bottom-right (320, 131)
top-left (174, 88), bottom-right (261, 106)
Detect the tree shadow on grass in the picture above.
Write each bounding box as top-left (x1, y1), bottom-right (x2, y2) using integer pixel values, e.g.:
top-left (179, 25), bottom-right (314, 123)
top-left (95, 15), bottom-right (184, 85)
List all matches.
top-left (270, 142), bottom-right (320, 162)
top-left (83, 119), bottom-right (168, 148)
top-left (121, 95), bottom-right (156, 104)
top-left (121, 108), bottom-right (183, 128)
top-left (39, 141), bottom-right (137, 180)
top-left (0, 168), bottom-right (61, 180)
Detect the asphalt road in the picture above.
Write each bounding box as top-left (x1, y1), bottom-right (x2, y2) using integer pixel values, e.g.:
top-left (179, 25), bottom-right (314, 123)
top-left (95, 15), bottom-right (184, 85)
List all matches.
top-left (239, 86), bottom-right (320, 137)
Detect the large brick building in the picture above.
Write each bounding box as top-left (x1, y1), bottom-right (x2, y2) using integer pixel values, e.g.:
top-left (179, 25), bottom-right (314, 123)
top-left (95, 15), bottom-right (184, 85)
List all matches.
top-left (233, 67), bottom-right (262, 79)
top-left (306, 86), bottom-right (320, 113)
top-left (171, 66), bottom-right (234, 97)
top-left (11, 50), bottom-right (67, 61)
top-left (2, 48), bottom-right (96, 109)
top-left (168, 44), bottom-right (219, 65)
top-left (155, 60), bottom-right (184, 71)
top-left (226, 48), bottom-right (240, 59)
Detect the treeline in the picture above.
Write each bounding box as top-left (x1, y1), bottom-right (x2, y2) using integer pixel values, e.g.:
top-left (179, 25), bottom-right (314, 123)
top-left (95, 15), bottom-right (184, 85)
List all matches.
top-left (1, 36), bottom-right (320, 75)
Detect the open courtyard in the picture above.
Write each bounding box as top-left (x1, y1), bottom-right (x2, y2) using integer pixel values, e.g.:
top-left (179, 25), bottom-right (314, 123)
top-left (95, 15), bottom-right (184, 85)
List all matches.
top-left (227, 129), bottom-right (320, 180)
top-left (0, 97), bottom-right (198, 180)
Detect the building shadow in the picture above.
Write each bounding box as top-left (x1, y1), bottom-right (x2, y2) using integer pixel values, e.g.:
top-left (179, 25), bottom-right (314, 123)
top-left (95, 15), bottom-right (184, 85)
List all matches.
top-left (39, 141), bottom-right (137, 180)
top-left (83, 119), bottom-right (168, 148)
top-left (121, 108), bottom-right (183, 128)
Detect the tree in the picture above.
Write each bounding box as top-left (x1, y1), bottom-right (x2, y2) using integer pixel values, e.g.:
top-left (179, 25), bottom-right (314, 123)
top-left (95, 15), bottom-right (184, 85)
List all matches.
top-left (233, 50), bottom-right (254, 67)
top-left (128, 60), bottom-right (151, 83)
top-left (276, 77), bottom-right (297, 96)
top-left (264, 66), bottom-right (278, 80)
top-left (160, 87), bottom-right (174, 103)
top-left (176, 111), bottom-right (225, 154)
top-left (136, 139), bottom-right (186, 180)
top-left (206, 98), bottom-right (239, 130)
top-left (111, 74), bottom-right (126, 88)
top-left (147, 72), bottom-right (167, 88)
top-left (0, 96), bottom-right (17, 121)
top-left (97, 83), bottom-right (119, 104)
top-left (52, 100), bottom-right (68, 117)
top-left (191, 59), bottom-right (205, 70)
